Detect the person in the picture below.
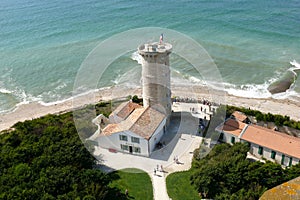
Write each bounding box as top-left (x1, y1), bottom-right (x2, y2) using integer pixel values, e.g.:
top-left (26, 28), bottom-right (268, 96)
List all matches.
top-left (125, 189), bottom-right (128, 197)
top-left (154, 168), bottom-right (156, 175)
top-left (160, 165), bottom-right (163, 172)
top-left (175, 156), bottom-right (179, 164)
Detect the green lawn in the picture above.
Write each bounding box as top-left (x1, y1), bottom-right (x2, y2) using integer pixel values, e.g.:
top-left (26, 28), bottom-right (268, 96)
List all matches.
top-left (166, 170), bottom-right (200, 200)
top-left (108, 168), bottom-right (153, 200)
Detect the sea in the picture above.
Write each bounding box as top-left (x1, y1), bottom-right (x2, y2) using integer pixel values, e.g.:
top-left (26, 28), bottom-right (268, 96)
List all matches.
top-left (1, 0), bottom-right (300, 113)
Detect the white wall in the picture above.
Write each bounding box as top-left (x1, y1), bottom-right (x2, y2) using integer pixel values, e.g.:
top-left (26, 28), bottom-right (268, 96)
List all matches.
top-left (292, 158), bottom-right (300, 165)
top-left (220, 131), bottom-right (240, 144)
top-left (216, 130), bottom-right (300, 167)
top-left (97, 130), bottom-right (150, 157)
top-left (96, 117), bottom-right (167, 157)
top-left (276, 152), bottom-right (300, 167)
top-left (251, 143), bottom-right (271, 160)
top-left (250, 143), bottom-right (300, 167)
top-left (148, 118), bottom-right (167, 153)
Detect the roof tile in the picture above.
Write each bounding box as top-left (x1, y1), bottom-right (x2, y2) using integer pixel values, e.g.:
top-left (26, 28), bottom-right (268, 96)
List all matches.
top-left (216, 118), bottom-right (246, 137)
top-left (242, 124), bottom-right (300, 159)
top-left (101, 101), bottom-right (166, 140)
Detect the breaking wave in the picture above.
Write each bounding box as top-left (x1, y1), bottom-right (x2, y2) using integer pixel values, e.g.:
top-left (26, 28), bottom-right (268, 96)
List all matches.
top-left (267, 60), bottom-right (300, 94)
top-left (130, 52), bottom-right (300, 100)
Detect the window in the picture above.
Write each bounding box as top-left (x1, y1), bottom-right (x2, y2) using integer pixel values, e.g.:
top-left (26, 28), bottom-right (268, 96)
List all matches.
top-left (281, 154), bottom-right (285, 165)
top-left (289, 157), bottom-right (293, 167)
top-left (231, 136), bottom-right (235, 144)
top-left (131, 137), bottom-right (140, 144)
top-left (121, 144), bottom-right (128, 151)
top-left (119, 135), bottom-right (127, 141)
top-left (258, 146), bottom-right (263, 155)
top-left (271, 151), bottom-right (276, 159)
top-left (134, 147), bottom-right (141, 153)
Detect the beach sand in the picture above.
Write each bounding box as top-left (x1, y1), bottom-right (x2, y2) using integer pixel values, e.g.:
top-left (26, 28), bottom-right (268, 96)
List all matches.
top-left (1, 84), bottom-right (300, 132)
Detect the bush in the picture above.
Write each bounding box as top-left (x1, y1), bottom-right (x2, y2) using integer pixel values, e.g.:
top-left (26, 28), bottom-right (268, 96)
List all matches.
top-left (132, 95), bottom-right (140, 103)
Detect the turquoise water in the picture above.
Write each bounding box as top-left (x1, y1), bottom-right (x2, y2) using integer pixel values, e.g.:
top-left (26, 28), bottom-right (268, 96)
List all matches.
top-left (1, 0), bottom-right (300, 112)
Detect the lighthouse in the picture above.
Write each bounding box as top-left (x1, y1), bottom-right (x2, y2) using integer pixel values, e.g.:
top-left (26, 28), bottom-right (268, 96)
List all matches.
top-left (138, 38), bottom-right (172, 122)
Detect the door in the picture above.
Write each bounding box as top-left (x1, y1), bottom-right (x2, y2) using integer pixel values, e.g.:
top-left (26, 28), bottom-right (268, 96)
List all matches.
top-left (129, 146), bottom-right (133, 154)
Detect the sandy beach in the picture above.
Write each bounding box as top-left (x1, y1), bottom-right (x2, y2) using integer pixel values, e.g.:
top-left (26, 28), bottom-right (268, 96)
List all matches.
top-left (1, 84), bottom-right (300, 132)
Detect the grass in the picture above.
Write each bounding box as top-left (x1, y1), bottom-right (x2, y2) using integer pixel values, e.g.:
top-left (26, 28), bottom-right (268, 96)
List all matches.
top-left (108, 168), bottom-right (153, 200)
top-left (166, 170), bottom-right (200, 200)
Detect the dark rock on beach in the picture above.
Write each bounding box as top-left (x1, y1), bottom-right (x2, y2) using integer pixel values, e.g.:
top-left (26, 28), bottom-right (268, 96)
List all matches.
top-left (268, 70), bottom-right (296, 94)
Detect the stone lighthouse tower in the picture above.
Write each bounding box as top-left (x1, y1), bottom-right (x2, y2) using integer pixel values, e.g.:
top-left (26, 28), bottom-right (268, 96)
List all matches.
top-left (138, 39), bottom-right (172, 120)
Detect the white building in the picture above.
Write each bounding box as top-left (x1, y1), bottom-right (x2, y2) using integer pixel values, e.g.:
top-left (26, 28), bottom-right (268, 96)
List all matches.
top-left (242, 124), bottom-right (300, 166)
top-left (216, 118), bottom-right (247, 144)
top-left (92, 41), bottom-right (172, 157)
top-left (96, 101), bottom-right (166, 157)
top-left (216, 117), bottom-right (300, 167)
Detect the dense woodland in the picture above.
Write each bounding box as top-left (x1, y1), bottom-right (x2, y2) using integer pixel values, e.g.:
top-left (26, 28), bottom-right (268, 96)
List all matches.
top-left (0, 111), bottom-right (128, 200)
top-left (192, 143), bottom-right (300, 200)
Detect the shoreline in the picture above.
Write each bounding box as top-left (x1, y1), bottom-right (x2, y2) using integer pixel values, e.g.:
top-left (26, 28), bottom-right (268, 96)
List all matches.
top-left (1, 85), bottom-right (300, 132)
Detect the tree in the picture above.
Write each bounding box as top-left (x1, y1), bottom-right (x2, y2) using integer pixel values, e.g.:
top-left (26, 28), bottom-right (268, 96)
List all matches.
top-left (191, 143), bottom-right (299, 199)
top-left (0, 112), bottom-right (118, 199)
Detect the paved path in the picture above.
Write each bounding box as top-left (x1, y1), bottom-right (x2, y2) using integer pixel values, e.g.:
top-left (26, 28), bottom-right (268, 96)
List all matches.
top-left (94, 133), bottom-right (203, 200)
top-left (151, 170), bottom-right (169, 200)
top-left (152, 134), bottom-right (202, 200)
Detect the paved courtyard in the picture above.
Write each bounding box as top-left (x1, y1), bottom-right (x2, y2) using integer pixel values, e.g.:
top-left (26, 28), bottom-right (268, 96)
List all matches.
top-left (93, 111), bottom-right (203, 200)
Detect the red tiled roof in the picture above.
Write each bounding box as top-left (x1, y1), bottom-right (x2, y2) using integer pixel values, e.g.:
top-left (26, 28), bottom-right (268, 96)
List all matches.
top-left (110, 101), bottom-right (142, 119)
top-left (216, 118), bottom-right (246, 137)
top-left (129, 107), bottom-right (165, 140)
top-left (102, 124), bottom-right (122, 136)
top-left (242, 124), bottom-right (300, 159)
top-left (102, 102), bottom-right (166, 140)
top-left (232, 111), bottom-right (248, 122)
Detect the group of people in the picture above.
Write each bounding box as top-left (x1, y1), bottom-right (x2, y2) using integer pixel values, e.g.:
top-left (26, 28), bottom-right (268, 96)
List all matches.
top-left (173, 155), bottom-right (180, 164)
top-left (173, 97), bottom-right (198, 103)
top-left (153, 164), bottom-right (164, 175)
top-left (201, 98), bottom-right (213, 106)
top-left (173, 96), bottom-right (215, 106)
top-left (190, 106), bottom-right (209, 114)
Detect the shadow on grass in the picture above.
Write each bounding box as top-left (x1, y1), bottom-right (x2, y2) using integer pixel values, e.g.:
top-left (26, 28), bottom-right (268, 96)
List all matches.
top-left (105, 187), bottom-right (128, 200)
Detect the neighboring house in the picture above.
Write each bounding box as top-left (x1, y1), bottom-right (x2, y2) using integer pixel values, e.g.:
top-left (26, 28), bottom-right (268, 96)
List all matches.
top-left (243, 124), bottom-right (300, 166)
top-left (216, 118), bottom-right (248, 144)
top-left (231, 111), bottom-right (251, 124)
top-left (94, 101), bottom-right (167, 157)
top-left (216, 117), bottom-right (300, 167)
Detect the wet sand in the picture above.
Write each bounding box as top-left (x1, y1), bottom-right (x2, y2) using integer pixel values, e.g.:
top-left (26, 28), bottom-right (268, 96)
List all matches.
top-left (1, 85), bottom-right (300, 132)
